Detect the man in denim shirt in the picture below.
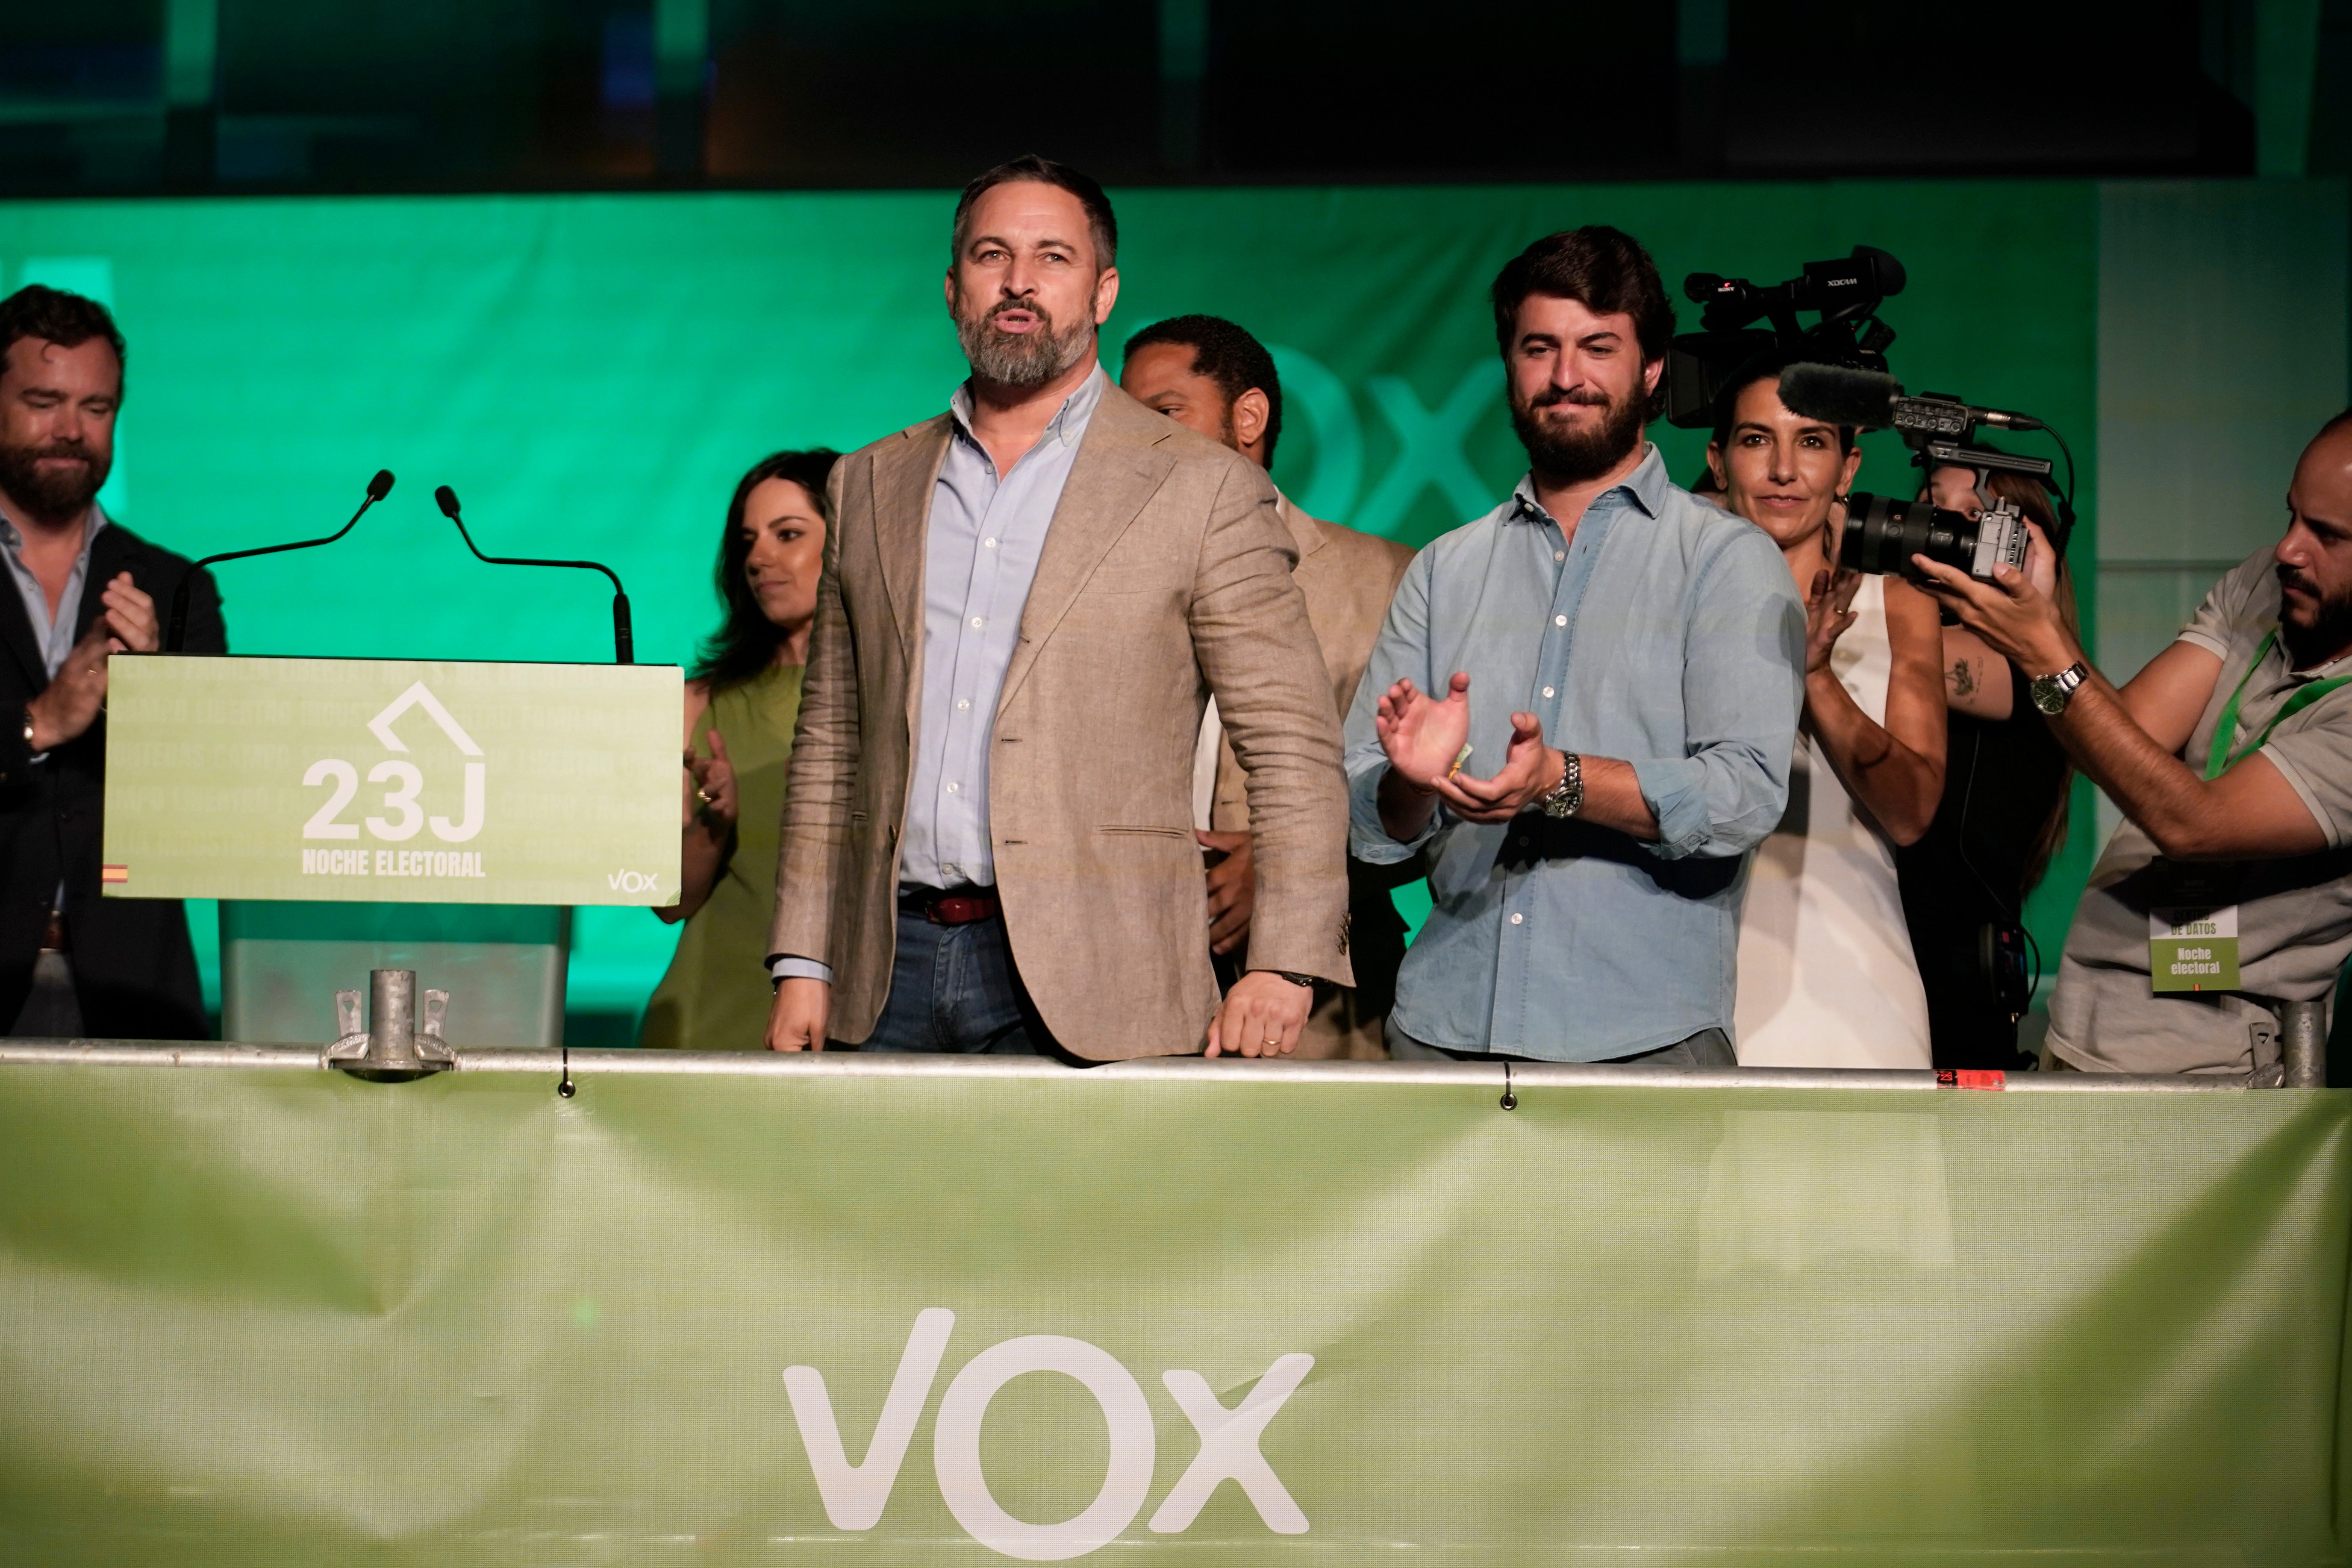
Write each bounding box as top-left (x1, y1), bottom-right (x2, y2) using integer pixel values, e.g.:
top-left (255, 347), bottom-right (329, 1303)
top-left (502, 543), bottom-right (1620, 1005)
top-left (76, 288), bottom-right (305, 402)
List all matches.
top-left (1345, 228), bottom-right (1804, 1062)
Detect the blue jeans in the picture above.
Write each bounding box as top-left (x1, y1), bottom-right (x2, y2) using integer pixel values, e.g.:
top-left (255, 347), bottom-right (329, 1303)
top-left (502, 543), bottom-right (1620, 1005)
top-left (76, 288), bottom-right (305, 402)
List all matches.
top-left (859, 909), bottom-right (1062, 1057)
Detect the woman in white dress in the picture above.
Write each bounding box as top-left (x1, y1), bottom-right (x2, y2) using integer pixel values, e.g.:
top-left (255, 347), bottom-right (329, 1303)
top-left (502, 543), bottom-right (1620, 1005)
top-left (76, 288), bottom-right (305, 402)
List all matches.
top-left (1706, 357), bottom-right (1948, 1068)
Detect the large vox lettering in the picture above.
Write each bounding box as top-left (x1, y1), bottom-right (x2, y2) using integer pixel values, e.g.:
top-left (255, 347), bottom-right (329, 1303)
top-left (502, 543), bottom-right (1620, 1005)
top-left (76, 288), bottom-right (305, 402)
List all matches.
top-left (783, 1309), bottom-right (1313, 1562)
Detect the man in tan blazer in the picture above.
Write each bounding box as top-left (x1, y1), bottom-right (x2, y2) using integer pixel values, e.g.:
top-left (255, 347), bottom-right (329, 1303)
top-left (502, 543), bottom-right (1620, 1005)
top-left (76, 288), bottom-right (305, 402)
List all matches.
top-left (765, 157), bottom-right (1350, 1062)
top-left (1120, 316), bottom-right (1416, 1059)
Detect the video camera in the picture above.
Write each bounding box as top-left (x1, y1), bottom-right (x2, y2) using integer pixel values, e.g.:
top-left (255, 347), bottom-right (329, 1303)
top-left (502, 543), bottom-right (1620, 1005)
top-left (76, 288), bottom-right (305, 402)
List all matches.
top-left (1777, 362), bottom-right (2077, 585)
top-left (1663, 246), bottom-right (1906, 430)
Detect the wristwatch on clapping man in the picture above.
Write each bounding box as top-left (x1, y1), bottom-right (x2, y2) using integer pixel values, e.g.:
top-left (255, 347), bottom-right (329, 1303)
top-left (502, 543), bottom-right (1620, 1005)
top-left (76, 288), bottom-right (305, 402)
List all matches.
top-left (1537, 748), bottom-right (1584, 818)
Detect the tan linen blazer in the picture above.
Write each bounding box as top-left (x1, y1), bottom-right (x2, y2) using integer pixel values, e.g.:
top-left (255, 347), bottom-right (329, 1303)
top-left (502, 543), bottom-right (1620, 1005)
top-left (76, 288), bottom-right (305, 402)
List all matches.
top-left (1208, 493), bottom-right (1416, 1059)
top-left (771, 384), bottom-right (1351, 1060)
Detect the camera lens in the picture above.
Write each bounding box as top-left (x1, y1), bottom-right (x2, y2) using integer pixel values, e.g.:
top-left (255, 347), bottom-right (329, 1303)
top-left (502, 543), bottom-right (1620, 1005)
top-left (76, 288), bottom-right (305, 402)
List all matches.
top-left (1839, 493), bottom-right (1973, 581)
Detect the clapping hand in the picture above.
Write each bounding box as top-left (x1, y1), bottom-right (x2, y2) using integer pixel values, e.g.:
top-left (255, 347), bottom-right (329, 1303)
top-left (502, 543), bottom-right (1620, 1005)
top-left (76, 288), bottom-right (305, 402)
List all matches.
top-left (26, 572), bottom-right (156, 752)
top-left (685, 728), bottom-right (738, 831)
top-left (1804, 568), bottom-right (1863, 676)
top-left (1374, 672), bottom-right (1473, 791)
top-left (1377, 671), bottom-right (1562, 825)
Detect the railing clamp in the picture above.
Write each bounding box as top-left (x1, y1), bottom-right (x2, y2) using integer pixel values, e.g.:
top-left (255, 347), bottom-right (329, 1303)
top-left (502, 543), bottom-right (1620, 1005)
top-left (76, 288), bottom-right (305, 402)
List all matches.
top-left (324, 969), bottom-right (455, 1081)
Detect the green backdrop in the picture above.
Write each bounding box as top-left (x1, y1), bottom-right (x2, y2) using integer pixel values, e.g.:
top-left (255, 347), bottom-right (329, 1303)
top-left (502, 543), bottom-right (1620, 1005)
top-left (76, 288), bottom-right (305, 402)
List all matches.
top-left (0, 183), bottom-right (2100, 1018)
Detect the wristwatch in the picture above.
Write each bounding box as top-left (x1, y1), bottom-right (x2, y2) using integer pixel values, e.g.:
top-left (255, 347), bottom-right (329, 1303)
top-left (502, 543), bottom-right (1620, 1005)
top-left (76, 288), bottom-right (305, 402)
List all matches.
top-left (2030, 661), bottom-right (2089, 717)
top-left (1271, 971), bottom-right (1318, 990)
top-left (1537, 749), bottom-right (1584, 819)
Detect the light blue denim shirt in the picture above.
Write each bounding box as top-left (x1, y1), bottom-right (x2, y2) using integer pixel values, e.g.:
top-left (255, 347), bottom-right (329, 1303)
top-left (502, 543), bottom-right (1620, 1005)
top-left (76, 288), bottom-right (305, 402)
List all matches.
top-left (1344, 447), bottom-right (1803, 1059)
top-left (773, 368), bottom-right (1104, 987)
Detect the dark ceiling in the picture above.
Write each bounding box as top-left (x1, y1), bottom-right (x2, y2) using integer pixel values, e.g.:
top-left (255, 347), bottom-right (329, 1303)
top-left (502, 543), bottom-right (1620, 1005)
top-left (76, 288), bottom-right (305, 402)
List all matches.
top-left (0, 0), bottom-right (2342, 195)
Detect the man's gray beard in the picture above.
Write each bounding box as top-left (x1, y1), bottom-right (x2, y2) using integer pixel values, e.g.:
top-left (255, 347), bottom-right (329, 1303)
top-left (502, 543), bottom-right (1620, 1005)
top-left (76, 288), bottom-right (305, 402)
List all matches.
top-left (1510, 389), bottom-right (1645, 486)
top-left (957, 306), bottom-right (1092, 391)
top-left (0, 439), bottom-right (107, 522)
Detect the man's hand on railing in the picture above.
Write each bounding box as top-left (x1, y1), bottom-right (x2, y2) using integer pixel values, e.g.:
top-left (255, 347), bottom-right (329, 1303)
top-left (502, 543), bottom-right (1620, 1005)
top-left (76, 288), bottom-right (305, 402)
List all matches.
top-left (767, 977), bottom-right (831, 1052)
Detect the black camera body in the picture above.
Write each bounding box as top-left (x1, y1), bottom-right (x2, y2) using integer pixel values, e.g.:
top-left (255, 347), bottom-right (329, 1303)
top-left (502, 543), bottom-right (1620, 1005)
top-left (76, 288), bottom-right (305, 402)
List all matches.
top-left (1775, 362), bottom-right (2066, 585)
top-left (1840, 491), bottom-right (2032, 585)
top-left (1663, 245), bottom-right (1905, 430)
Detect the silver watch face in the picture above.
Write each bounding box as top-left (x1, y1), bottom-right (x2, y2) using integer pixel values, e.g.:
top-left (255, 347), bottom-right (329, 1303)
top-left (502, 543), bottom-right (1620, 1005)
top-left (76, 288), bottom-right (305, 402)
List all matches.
top-left (2031, 668), bottom-right (2075, 716)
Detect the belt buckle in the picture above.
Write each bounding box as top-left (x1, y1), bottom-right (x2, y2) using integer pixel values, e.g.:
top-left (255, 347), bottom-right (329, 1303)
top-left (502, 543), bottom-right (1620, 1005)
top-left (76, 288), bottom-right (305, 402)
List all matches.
top-left (928, 892), bottom-right (994, 926)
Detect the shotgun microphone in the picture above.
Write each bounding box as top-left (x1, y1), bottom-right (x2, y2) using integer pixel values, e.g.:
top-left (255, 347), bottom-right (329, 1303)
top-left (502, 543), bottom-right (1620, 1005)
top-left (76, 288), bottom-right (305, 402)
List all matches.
top-left (165, 468), bottom-right (394, 652)
top-left (1778, 363), bottom-right (2047, 438)
top-left (433, 485), bottom-right (635, 665)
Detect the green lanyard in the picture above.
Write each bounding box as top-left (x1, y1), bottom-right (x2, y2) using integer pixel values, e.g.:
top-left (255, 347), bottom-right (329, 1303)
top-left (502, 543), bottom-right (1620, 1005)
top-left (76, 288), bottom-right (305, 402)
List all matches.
top-left (2203, 628), bottom-right (2352, 779)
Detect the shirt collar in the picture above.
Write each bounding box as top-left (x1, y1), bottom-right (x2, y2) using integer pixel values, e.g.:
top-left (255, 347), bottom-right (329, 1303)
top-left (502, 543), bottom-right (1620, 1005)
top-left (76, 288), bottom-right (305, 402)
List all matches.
top-left (2283, 634), bottom-right (2352, 683)
top-left (1507, 442), bottom-right (1669, 527)
top-left (0, 499), bottom-right (108, 560)
top-left (949, 362), bottom-right (1108, 455)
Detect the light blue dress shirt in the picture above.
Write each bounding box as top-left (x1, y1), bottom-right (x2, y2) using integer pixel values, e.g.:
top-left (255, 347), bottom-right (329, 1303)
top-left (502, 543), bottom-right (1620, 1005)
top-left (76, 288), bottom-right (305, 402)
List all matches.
top-left (0, 501), bottom-right (108, 683)
top-left (1343, 447), bottom-right (1804, 1060)
top-left (773, 367), bottom-right (1105, 986)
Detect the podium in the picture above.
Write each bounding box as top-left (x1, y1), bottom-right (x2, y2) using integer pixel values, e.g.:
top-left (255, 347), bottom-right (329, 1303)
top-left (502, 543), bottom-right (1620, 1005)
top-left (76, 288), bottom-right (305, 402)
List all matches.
top-left (218, 900), bottom-right (571, 1047)
top-left (104, 654), bottom-right (679, 1046)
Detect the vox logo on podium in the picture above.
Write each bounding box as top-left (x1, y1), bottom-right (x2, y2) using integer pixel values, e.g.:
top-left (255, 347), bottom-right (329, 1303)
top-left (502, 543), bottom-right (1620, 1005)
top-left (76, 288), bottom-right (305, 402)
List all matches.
top-left (785, 1309), bottom-right (1313, 1562)
top-left (298, 681), bottom-right (489, 882)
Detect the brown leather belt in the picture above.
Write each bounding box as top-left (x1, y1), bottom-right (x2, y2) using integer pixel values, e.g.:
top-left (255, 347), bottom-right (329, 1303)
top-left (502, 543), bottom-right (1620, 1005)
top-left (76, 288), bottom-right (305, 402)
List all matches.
top-left (899, 885), bottom-right (1001, 926)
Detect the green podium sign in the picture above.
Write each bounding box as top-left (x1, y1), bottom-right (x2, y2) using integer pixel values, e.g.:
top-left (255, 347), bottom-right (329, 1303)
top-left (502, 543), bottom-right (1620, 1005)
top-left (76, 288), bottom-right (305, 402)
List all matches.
top-left (102, 655), bottom-right (681, 906)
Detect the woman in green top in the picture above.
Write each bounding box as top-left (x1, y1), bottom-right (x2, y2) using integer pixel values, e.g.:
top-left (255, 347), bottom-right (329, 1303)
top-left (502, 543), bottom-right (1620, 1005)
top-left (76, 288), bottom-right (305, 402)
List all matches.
top-left (639, 449), bottom-right (839, 1049)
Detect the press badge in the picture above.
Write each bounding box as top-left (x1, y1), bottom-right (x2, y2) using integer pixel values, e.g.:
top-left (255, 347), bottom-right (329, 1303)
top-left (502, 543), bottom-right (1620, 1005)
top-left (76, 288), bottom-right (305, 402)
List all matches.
top-left (2150, 906), bottom-right (2240, 992)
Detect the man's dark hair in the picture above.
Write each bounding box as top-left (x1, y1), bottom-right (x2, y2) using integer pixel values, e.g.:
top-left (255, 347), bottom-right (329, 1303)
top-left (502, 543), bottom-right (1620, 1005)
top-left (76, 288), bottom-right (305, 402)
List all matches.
top-left (1490, 227), bottom-right (1673, 419)
top-left (0, 285), bottom-right (126, 390)
top-left (1122, 315), bottom-right (1284, 462)
top-left (950, 155), bottom-right (1118, 274)
top-left (694, 448), bottom-right (841, 692)
top-left (1710, 347), bottom-right (1857, 455)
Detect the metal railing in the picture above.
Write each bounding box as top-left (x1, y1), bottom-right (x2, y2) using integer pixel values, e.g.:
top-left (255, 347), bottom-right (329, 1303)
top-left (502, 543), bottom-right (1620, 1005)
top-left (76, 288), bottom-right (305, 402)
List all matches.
top-left (0, 968), bottom-right (2317, 1094)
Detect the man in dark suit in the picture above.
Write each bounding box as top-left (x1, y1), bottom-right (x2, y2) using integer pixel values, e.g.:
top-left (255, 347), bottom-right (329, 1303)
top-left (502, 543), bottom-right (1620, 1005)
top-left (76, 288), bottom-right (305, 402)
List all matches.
top-left (0, 286), bottom-right (224, 1038)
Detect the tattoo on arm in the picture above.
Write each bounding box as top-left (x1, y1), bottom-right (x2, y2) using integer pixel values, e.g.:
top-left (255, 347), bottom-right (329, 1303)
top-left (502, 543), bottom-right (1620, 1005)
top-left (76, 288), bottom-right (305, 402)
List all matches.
top-left (1948, 659), bottom-right (1976, 698)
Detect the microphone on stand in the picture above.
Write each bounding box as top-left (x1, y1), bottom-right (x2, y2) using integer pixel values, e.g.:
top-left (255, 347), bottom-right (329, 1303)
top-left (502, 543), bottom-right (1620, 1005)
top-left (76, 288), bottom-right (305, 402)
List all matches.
top-left (167, 469), bottom-right (395, 652)
top-left (433, 485), bottom-right (634, 665)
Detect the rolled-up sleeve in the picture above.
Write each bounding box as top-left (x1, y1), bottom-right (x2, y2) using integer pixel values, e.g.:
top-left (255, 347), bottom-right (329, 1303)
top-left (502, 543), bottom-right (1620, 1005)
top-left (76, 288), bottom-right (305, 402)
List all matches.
top-left (1628, 530), bottom-right (1804, 860)
top-left (1344, 549), bottom-right (1441, 864)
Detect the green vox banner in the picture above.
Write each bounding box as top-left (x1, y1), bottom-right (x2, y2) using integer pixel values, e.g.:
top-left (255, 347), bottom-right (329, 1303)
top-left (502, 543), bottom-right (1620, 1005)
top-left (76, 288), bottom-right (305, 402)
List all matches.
top-left (101, 655), bottom-right (680, 905)
top-left (0, 1062), bottom-right (2347, 1566)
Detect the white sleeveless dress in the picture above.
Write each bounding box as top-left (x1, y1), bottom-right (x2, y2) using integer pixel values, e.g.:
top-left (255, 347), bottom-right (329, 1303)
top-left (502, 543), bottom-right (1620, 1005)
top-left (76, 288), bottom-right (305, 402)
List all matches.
top-left (1734, 574), bottom-right (1934, 1068)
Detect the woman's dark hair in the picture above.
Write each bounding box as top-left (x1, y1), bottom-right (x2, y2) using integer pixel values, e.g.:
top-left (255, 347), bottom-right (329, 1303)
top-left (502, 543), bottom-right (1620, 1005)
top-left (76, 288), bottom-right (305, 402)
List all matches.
top-left (1710, 348), bottom-right (1857, 455)
top-left (692, 449), bottom-right (840, 691)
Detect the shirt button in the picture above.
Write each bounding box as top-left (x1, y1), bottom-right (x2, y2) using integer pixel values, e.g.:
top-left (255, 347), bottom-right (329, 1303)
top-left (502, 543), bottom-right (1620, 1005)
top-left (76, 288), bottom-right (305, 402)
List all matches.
top-left (945, 782), bottom-right (960, 794)
top-left (1554, 551), bottom-right (1565, 562)
top-left (984, 538), bottom-right (998, 549)
top-left (1554, 615), bottom-right (1567, 627)
top-left (1510, 912), bottom-right (1525, 925)
top-left (1542, 686), bottom-right (1555, 699)
top-left (970, 616), bottom-right (985, 629)
top-left (956, 698), bottom-right (970, 711)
